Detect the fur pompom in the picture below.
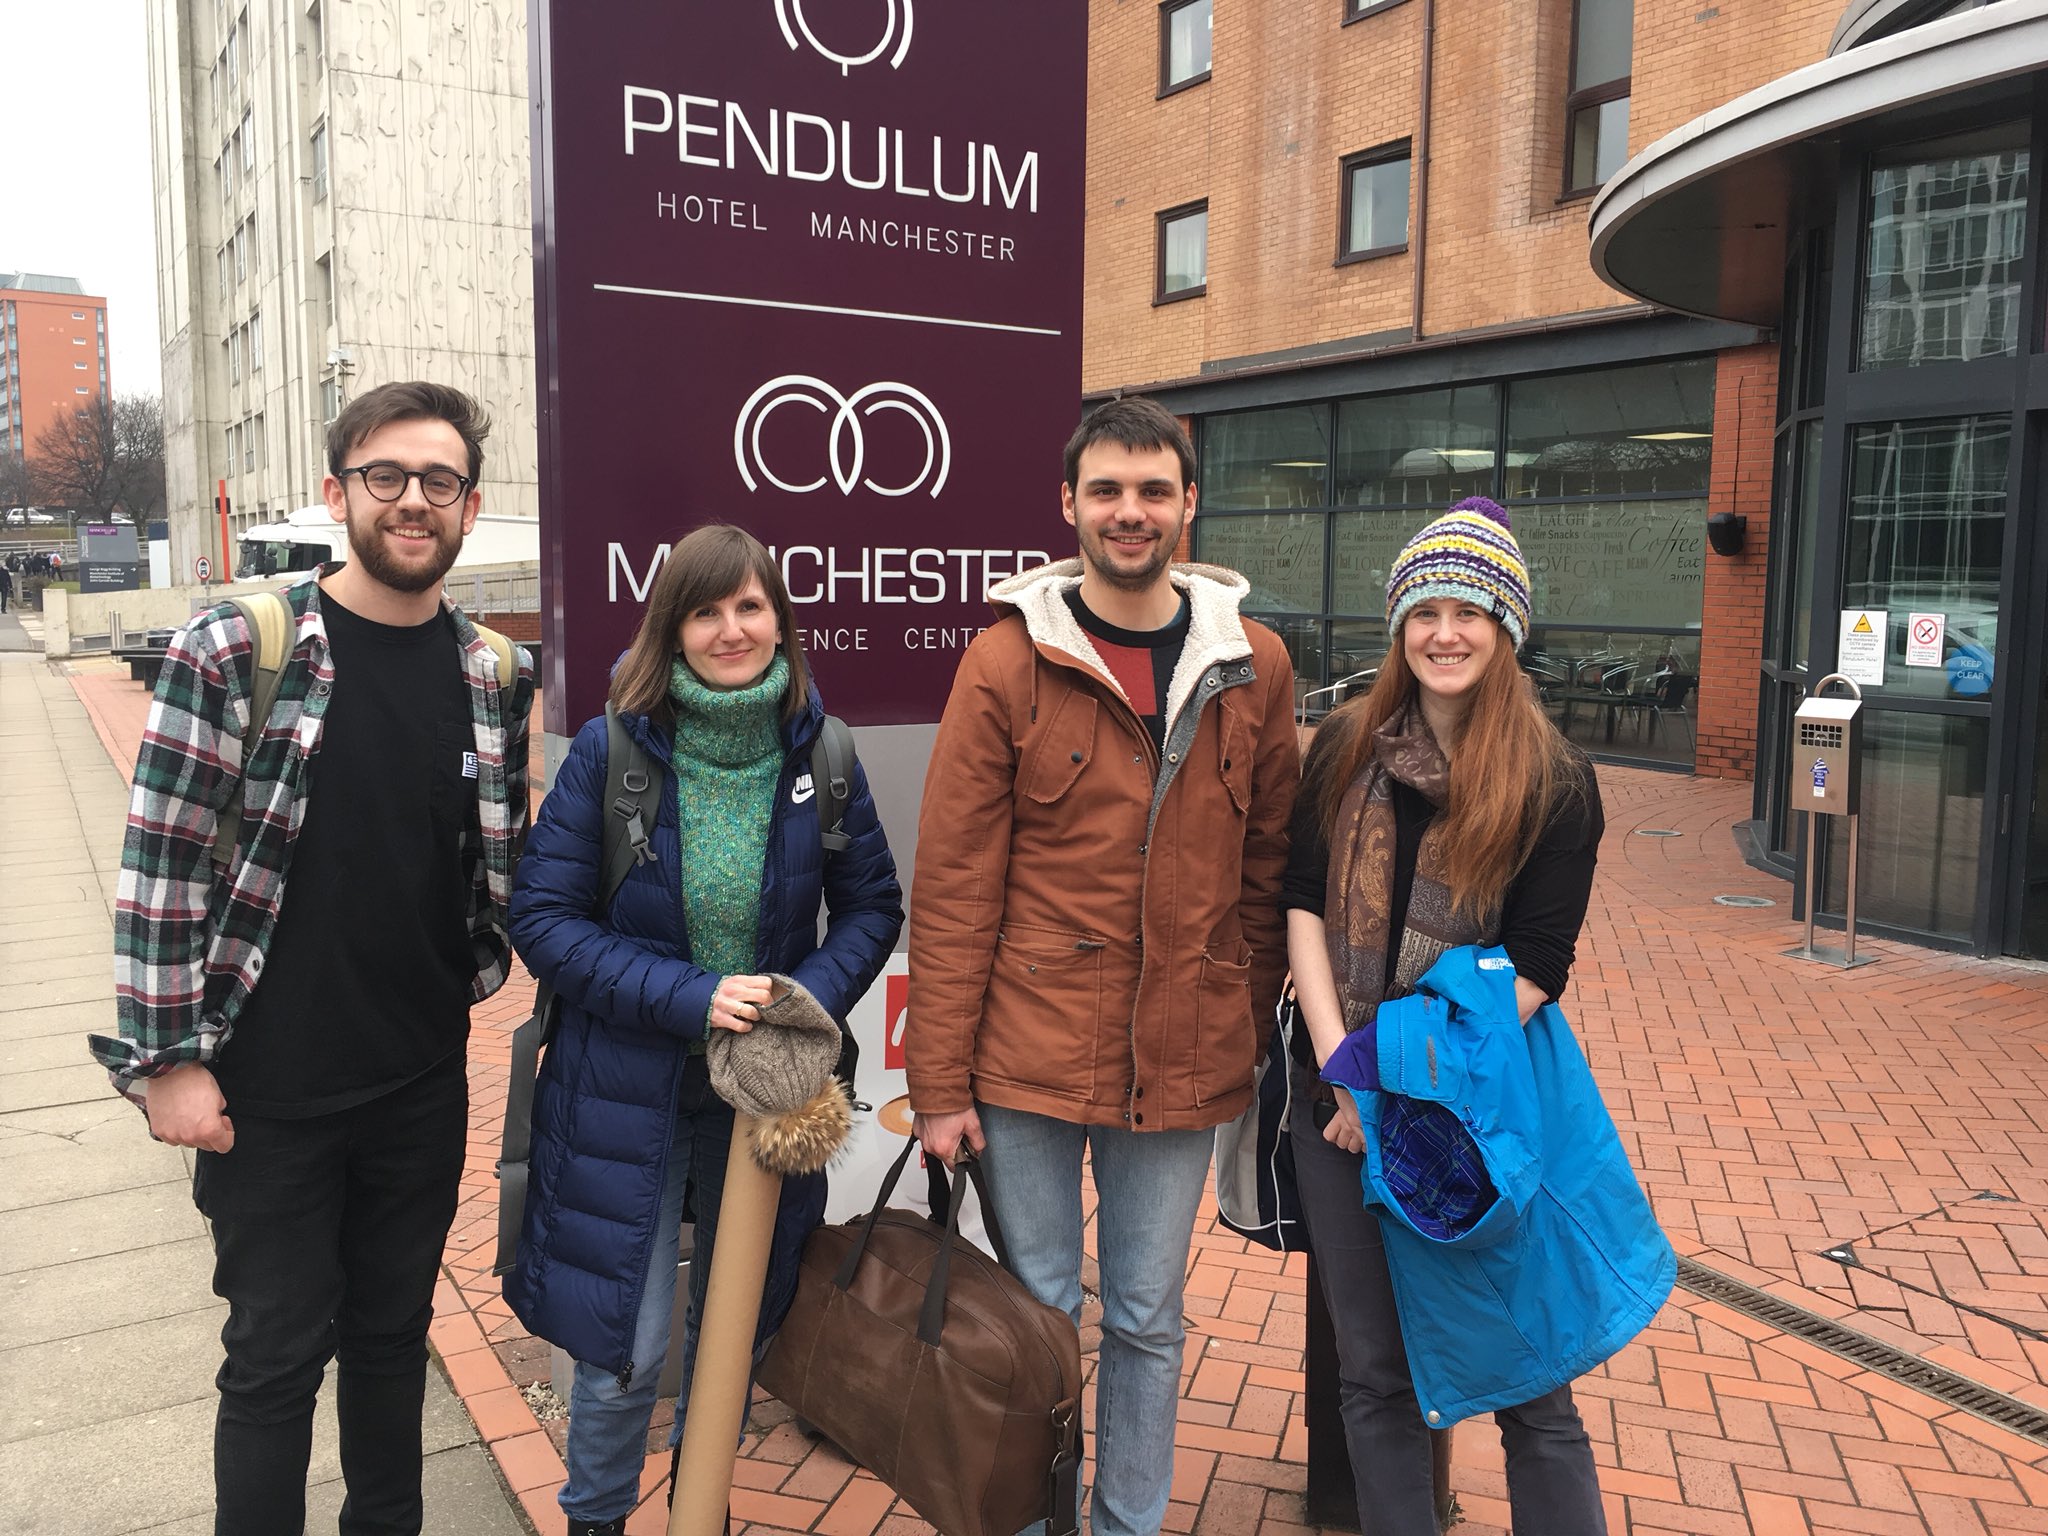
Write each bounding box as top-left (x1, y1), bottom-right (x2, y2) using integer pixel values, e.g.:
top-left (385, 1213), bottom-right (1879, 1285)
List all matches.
top-left (749, 1080), bottom-right (854, 1176)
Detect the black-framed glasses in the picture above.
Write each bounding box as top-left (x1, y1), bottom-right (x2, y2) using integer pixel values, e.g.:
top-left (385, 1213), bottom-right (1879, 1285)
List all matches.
top-left (341, 461), bottom-right (472, 507)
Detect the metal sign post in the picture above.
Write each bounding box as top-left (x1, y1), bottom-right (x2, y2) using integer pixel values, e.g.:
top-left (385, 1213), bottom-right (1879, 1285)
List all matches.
top-left (1784, 673), bottom-right (1875, 969)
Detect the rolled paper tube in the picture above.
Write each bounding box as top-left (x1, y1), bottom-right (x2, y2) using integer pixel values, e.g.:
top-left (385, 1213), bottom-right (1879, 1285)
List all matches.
top-left (669, 1116), bottom-right (781, 1536)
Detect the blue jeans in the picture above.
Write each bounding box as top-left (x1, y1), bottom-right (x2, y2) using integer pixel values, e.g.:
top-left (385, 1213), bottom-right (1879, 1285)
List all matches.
top-left (976, 1102), bottom-right (1215, 1536)
top-left (559, 1055), bottom-right (732, 1525)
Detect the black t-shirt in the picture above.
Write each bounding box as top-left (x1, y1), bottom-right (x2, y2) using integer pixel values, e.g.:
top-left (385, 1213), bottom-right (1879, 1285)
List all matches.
top-left (217, 592), bottom-right (477, 1117)
top-left (1066, 587), bottom-right (1190, 754)
top-left (1281, 739), bottom-right (1603, 1069)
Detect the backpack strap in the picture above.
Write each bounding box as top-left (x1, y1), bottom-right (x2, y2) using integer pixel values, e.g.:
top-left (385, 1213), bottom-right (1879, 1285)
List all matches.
top-left (496, 705), bottom-right (662, 1277)
top-left (811, 713), bottom-right (855, 853)
top-left (211, 592), bottom-right (294, 873)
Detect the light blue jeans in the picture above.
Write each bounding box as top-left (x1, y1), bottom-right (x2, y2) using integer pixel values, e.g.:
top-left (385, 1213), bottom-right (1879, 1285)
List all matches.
top-left (559, 1056), bottom-right (731, 1525)
top-left (976, 1102), bottom-right (1215, 1536)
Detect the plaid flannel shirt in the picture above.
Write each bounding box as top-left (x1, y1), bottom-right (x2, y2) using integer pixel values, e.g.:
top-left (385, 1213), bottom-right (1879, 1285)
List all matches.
top-left (90, 568), bottom-right (534, 1102)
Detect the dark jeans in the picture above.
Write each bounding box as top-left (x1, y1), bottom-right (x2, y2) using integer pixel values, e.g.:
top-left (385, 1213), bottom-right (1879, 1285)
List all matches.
top-left (1289, 1066), bottom-right (1607, 1536)
top-left (191, 1055), bottom-right (468, 1536)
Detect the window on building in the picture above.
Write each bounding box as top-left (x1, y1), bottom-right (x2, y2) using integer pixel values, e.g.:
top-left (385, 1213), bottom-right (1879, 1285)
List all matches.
top-left (226, 423), bottom-right (238, 471)
top-left (225, 25), bottom-right (239, 92)
top-left (1861, 137), bottom-right (2030, 368)
top-left (229, 327), bottom-right (242, 383)
top-left (249, 311), bottom-right (262, 372)
top-left (75, 386), bottom-right (89, 395)
top-left (312, 122), bottom-right (329, 202)
top-left (1345, 0), bottom-right (1409, 17)
top-left (247, 414), bottom-right (261, 471)
top-left (1338, 142), bottom-right (1411, 261)
top-left (1565, 0), bottom-right (1632, 195)
top-left (308, 2), bottom-right (324, 74)
top-left (74, 361), bottom-right (87, 370)
top-left (321, 375), bottom-right (342, 423)
top-left (234, 225), bottom-right (247, 283)
top-left (241, 109), bottom-right (255, 172)
top-left (1160, 0), bottom-right (1212, 95)
top-left (1156, 200), bottom-right (1209, 302)
top-left (73, 336), bottom-right (87, 345)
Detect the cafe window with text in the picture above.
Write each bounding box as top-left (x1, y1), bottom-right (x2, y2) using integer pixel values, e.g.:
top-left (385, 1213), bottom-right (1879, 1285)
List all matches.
top-left (1157, 201), bottom-right (1209, 302)
top-left (1565, 0), bottom-right (1632, 196)
top-left (1160, 0), bottom-right (1212, 95)
top-left (1339, 143), bottom-right (1411, 261)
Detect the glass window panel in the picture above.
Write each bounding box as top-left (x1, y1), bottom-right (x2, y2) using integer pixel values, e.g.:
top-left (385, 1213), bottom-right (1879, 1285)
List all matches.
top-left (1192, 512), bottom-right (1325, 614)
top-left (1572, 0), bottom-right (1633, 88)
top-left (1861, 147), bottom-right (2029, 368)
top-left (1522, 627), bottom-right (1698, 766)
top-left (1331, 509), bottom-right (1417, 614)
top-left (1163, 208), bottom-right (1207, 294)
top-left (1166, 0), bottom-right (1211, 86)
top-left (1568, 96), bottom-right (1631, 191)
top-left (1506, 358), bottom-right (1714, 498)
top-left (1200, 405), bottom-right (1329, 510)
top-left (1347, 156), bottom-right (1410, 254)
top-left (1843, 416), bottom-right (2006, 700)
top-left (1516, 499), bottom-right (1706, 628)
top-left (1334, 386), bottom-right (1495, 508)
top-left (1820, 712), bottom-right (1986, 939)
top-left (1260, 616), bottom-right (1326, 706)
top-left (1327, 619), bottom-right (1388, 691)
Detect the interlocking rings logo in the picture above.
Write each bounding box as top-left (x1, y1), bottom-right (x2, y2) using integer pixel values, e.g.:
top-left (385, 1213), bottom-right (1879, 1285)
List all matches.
top-left (734, 375), bottom-right (952, 498)
top-left (774, 0), bottom-right (914, 75)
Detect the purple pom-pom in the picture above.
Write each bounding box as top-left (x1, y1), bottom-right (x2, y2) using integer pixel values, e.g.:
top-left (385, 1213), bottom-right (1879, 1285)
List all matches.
top-left (1448, 496), bottom-right (1513, 532)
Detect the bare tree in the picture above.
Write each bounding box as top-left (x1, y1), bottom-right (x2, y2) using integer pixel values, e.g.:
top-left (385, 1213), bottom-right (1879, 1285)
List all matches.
top-left (33, 393), bottom-right (119, 521)
top-left (115, 395), bottom-right (167, 524)
top-left (31, 392), bottom-right (167, 524)
top-left (0, 451), bottom-right (36, 511)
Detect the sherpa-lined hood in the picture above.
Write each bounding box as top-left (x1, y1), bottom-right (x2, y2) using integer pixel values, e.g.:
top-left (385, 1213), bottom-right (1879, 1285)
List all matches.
top-left (988, 558), bottom-right (1256, 738)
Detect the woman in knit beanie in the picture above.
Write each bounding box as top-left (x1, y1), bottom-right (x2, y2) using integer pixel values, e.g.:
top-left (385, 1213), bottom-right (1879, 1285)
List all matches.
top-left (1276, 497), bottom-right (1611, 1534)
top-left (504, 525), bottom-right (903, 1536)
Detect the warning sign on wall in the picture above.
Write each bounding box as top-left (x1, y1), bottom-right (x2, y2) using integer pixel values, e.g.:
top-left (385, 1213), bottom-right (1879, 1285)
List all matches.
top-left (1838, 609), bottom-right (1888, 686)
top-left (1905, 611), bottom-right (1946, 667)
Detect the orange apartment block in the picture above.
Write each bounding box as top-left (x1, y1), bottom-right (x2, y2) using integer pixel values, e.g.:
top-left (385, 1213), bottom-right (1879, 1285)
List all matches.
top-left (1079, 0), bottom-right (2040, 960)
top-left (0, 272), bottom-right (111, 465)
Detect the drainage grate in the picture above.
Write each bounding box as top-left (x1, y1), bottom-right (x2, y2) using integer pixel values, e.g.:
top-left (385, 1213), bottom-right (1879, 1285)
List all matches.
top-left (1714, 894), bottom-right (1777, 908)
top-left (1635, 829), bottom-right (1683, 838)
top-left (1675, 1258), bottom-right (2048, 1445)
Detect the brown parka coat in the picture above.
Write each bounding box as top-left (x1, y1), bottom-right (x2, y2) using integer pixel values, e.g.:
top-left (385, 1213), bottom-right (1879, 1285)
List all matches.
top-left (905, 560), bottom-right (1300, 1132)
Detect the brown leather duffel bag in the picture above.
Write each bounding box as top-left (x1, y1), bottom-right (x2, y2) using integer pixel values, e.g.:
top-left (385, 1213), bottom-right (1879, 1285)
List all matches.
top-left (757, 1138), bottom-right (1082, 1536)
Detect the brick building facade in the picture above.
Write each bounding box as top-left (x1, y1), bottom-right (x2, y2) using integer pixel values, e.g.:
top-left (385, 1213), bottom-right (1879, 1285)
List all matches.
top-left (1077, 0), bottom-right (1856, 788)
top-left (0, 273), bottom-right (111, 466)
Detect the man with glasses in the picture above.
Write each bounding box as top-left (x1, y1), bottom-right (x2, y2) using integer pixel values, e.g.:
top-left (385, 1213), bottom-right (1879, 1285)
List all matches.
top-left (91, 381), bottom-right (534, 1535)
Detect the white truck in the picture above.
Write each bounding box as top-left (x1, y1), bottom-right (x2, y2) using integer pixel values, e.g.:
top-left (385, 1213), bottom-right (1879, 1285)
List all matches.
top-left (235, 504), bottom-right (539, 580)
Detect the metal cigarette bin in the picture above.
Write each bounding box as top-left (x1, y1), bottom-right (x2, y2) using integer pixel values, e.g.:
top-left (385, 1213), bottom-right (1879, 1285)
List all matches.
top-left (1785, 674), bottom-right (1873, 968)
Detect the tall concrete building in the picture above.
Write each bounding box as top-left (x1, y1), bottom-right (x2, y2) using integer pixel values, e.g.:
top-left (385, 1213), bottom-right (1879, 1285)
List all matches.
top-left (0, 273), bottom-right (111, 464)
top-left (143, 0), bottom-right (536, 577)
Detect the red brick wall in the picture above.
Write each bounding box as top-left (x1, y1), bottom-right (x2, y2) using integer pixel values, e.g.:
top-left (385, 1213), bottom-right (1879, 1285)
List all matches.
top-left (475, 610), bottom-right (541, 644)
top-left (1693, 344), bottom-right (1777, 780)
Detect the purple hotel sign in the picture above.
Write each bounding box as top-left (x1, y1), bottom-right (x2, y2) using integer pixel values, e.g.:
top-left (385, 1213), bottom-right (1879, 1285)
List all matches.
top-left (532, 1), bottom-right (1089, 732)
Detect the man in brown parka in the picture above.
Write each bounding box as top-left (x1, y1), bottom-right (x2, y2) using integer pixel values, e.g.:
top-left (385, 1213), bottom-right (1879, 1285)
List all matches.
top-left (907, 396), bottom-right (1299, 1536)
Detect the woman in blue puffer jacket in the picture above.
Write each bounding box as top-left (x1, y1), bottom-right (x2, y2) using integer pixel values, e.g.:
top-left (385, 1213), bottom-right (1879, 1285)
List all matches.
top-left (505, 524), bottom-right (902, 1536)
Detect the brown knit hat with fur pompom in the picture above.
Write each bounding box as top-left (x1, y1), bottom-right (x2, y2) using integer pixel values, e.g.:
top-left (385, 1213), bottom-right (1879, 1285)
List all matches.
top-left (707, 975), bottom-right (853, 1176)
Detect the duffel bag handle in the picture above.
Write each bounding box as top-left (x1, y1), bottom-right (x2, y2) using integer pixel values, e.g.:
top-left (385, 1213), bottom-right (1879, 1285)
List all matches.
top-left (834, 1137), bottom-right (1012, 1348)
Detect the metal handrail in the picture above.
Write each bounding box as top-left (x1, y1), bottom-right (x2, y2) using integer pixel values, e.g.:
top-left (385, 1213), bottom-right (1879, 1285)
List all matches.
top-left (1297, 668), bottom-right (1378, 730)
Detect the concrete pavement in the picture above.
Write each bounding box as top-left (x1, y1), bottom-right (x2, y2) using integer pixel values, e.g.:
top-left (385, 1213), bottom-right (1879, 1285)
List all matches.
top-left (0, 647), bottom-right (529, 1535)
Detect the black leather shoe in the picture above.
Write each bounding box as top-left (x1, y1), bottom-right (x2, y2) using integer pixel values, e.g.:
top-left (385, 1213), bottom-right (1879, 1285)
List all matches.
top-left (567, 1520), bottom-right (625, 1536)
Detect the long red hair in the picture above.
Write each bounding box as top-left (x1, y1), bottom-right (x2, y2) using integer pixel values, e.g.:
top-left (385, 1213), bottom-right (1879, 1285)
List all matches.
top-left (1310, 624), bottom-right (1581, 921)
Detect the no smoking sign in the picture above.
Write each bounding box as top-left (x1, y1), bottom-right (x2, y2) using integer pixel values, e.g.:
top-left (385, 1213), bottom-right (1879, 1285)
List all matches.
top-left (1905, 611), bottom-right (1945, 667)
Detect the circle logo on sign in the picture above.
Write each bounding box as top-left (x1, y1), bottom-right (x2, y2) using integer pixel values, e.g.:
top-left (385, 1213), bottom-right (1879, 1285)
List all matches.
top-left (773, 0), bottom-right (914, 75)
top-left (734, 375), bottom-right (952, 499)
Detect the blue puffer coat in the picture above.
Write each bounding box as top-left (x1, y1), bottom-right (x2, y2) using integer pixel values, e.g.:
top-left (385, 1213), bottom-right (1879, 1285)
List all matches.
top-left (504, 689), bottom-right (902, 1378)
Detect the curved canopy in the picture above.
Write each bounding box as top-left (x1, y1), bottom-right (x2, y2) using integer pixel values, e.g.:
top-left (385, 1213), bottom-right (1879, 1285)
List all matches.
top-left (1588, 2), bottom-right (2048, 326)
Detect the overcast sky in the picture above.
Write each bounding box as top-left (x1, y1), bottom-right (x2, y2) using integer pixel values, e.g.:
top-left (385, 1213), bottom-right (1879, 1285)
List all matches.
top-left (4, 2), bottom-right (163, 398)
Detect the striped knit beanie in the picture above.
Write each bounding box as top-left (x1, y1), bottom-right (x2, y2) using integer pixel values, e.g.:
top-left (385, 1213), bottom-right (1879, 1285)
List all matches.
top-left (1384, 496), bottom-right (1532, 650)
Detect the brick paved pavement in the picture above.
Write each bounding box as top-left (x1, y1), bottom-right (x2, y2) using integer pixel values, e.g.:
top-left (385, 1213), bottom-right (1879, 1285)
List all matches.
top-left (64, 660), bottom-right (2048, 1535)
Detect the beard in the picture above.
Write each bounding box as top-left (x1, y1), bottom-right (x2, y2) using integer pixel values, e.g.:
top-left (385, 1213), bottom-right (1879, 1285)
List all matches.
top-left (1078, 517), bottom-right (1183, 592)
top-left (344, 505), bottom-right (464, 593)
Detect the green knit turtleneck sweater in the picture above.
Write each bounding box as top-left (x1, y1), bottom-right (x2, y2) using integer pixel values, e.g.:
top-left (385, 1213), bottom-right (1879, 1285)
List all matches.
top-left (669, 654), bottom-right (788, 1035)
